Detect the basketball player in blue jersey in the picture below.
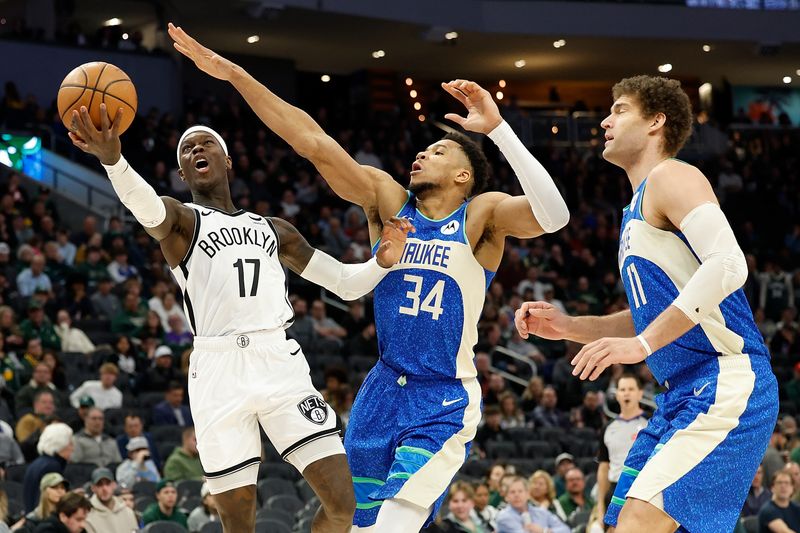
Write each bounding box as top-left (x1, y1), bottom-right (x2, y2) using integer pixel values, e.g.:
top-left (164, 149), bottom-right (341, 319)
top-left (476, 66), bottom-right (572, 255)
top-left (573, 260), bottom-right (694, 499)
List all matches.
top-left (169, 23), bottom-right (570, 532)
top-left (67, 102), bottom-right (415, 533)
top-left (515, 76), bottom-right (778, 533)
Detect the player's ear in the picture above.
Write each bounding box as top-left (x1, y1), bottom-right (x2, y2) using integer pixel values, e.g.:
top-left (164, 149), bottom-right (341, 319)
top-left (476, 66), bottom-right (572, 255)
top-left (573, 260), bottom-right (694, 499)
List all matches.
top-left (178, 167), bottom-right (185, 181)
top-left (455, 168), bottom-right (471, 186)
top-left (225, 156), bottom-right (233, 170)
top-left (650, 112), bottom-right (667, 132)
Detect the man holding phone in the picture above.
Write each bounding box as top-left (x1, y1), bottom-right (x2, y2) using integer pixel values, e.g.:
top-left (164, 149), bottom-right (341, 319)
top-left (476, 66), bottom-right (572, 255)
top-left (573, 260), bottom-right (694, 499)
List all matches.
top-left (115, 436), bottom-right (161, 489)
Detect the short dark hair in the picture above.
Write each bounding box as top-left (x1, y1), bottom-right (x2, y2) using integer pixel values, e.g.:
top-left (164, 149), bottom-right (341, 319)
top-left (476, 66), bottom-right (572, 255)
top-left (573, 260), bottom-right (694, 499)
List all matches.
top-left (442, 132), bottom-right (489, 197)
top-left (612, 75), bottom-right (693, 156)
top-left (56, 492), bottom-right (91, 518)
top-left (166, 381), bottom-right (184, 393)
top-left (617, 373), bottom-right (642, 390)
top-left (33, 389), bottom-right (54, 403)
top-left (483, 405), bottom-right (501, 417)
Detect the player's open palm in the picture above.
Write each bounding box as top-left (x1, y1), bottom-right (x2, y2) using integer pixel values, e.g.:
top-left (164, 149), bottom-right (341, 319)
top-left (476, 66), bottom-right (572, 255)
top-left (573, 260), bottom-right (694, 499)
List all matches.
top-left (441, 79), bottom-right (503, 135)
top-left (168, 23), bottom-right (236, 81)
top-left (515, 301), bottom-right (570, 340)
top-left (375, 217), bottom-right (415, 268)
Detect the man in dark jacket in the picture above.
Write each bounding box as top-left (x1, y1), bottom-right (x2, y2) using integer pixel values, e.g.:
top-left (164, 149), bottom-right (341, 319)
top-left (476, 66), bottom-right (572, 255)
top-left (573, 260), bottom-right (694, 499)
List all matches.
top-left (33, 491), bottom-right (92, 533)
top-left (152, 382), bottom-right (192, 427)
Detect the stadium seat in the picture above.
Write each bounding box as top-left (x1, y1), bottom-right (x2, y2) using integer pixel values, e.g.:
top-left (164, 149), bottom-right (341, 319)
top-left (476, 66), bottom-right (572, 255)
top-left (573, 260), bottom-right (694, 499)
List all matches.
top-left (295, 516), bottom-right (313, 533)
top-left (139, 392), bottom-right (166, 409)
top-left (0, 481), bottom-right (23, 504)
top-left (295, 478), bottom-right (316, 503)
top-left (133, 480), bottom-right (158, 497)
top-left (742, 516), bottom-right (758, 533)
top-left (568, 509), bottom-right (591, 528)
top-left (176, 479), bottom-right (204, 501)
top-left (158, 441), bottom-right (180, 461)
top-left (143, 521), bottom-right (188, 533)
top-left (265, 493), bottom-right (304, 515)
top-left (506, 427), bottom-right (537, 442)
top-left (262, 441), bottom-right (282, 464)
top-left (485, 440), bottom-right (518, 459)
top-left (199, 522), bottom-right (222, 533)
top-left (258, 461), bottom-right (299, 481)
top-left (520, 440), bottom-right (556, 458)
top-left (151, 425), bottom-right (185, 443)
top-left (255, 519), bottom-right (290, 533)
top-left (135, 496), bottom-right (155, 513)
top-left (5, 464), bottom-right (26, 483)
top-left (569, 427), bottom-right (598, 441)
top-left (256, 507), bottom-right (294, 527)
top-left (577, 457), bottom-right (598, 474)
top-left (348, 355), bottom-right (377, 373)
top-left (64, 462), bottom-right (96, 486)
top-left (461, 459), bottom-right (491, 479)
top-left (257, 478), bottom-right (297, 505)
top-left (180, 495), bottom-right (201, 514)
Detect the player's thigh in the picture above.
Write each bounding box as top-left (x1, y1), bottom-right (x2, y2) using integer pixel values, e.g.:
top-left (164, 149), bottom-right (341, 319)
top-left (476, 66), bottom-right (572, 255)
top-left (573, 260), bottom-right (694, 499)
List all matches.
top-left (616, 498), bottom-right (678, 533)
top-left (300, 450), bottom-right (355, 515)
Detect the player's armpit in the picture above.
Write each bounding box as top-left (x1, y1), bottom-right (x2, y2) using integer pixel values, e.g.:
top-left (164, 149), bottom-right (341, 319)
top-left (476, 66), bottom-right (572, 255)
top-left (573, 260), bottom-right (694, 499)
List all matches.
top-left (152, 197), bottom-right (198, 268)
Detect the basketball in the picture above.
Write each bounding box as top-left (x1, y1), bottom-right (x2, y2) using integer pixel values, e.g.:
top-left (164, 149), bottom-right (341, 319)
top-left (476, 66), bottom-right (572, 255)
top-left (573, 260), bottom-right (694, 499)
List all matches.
top-left (57, 61), bottom-right (137, 134)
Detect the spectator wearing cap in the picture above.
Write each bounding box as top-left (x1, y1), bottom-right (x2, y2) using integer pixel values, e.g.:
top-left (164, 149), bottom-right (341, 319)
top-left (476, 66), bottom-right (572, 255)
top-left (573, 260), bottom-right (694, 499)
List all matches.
top-left (54, 310), bottom-right (95, 355)
top-left (84, 467), bottom-right (138, 533)
top-left (15, 363), bottom-right (62, 414)
top-left (142, 480), bottom-right (187, 527)
top-left (16, 254), bottom-right (51, 298)
top-left (187, 483), bottom-right (219, 533)
top-left (68, 395), bottom-right (95, 433)
top-left (553, 453), bottom-right (575, 498)
top-left (115, 436), bottom-right (160, 489)
top-left (16, 389), bottom-right (56, 443)
top-left (152, 381), bottom-right (193, 427)
top-left (19, 299), bottom-right (60, 351)
top-left (89, 274), bottom-right (120, 320)
top-left (70, 407), bottom-right (122, 467)
top-left (69, 363), bottom-right (122, 411)
top-left (115, 414), bottom-right (161, 469)
top-left (139, 346), bottom-right (182, 392)
top-left (34, 491), bottom-right (92, 533)
top-left (164, 426), bottom-right (203, 482)
top-left (15, 472), bottom-right (68, 531)
top-left (23, 423), bottom-right (73, 512)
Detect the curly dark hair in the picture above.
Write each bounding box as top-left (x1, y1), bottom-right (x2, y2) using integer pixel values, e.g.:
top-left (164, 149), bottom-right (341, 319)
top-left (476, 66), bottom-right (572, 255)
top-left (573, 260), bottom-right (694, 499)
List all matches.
top-left (442, 132), bottom-right (490, 197)
top-left (612, 75), bottom-right (693, 156)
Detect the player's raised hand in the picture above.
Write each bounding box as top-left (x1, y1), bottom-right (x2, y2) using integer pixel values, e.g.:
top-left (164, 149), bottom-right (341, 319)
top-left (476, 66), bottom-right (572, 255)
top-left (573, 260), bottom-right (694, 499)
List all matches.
top-left (514, 301), bottom-right (571, 340)
top-left (441, 79), bottom-right (503, 135)
top-left (168, 23), bottom-right (237, 81)
top-left (375, 217), bottom-right (415, 268)
top-left (571, 337), bottom-right (648, 381)
top-left (68, 103), bottom-right (123, 166)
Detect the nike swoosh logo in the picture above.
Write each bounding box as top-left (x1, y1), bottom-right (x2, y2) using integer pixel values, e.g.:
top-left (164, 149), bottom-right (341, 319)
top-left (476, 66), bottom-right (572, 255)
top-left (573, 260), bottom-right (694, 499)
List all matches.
top-left (693, 382), bottom-right (710, 396)
top-left (249, 215), bottom-right (263, 221)
top-left (200, 211), bottom-right (212, 216)
top-left (290, 348), bottom-right (301, 356)
top-left (442, 398), bottom-right (463, 407)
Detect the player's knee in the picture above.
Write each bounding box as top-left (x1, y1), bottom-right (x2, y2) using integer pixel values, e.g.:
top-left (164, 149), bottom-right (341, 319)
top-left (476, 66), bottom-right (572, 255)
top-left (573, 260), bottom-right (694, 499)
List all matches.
top-left (325, 484), bottom-right (356, 521)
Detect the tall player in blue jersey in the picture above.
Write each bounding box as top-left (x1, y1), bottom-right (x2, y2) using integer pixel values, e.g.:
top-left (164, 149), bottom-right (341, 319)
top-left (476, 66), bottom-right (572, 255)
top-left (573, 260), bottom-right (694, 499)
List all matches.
top-left (516, 76), bottom-right (778, 533)
top-left (169, 24), bottom-right (570, 532)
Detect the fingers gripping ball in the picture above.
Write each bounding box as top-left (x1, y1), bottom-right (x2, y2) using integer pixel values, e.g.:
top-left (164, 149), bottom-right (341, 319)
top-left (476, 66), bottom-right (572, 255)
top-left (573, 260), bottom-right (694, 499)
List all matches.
top-left (57, 62), bottom-right (137, 134)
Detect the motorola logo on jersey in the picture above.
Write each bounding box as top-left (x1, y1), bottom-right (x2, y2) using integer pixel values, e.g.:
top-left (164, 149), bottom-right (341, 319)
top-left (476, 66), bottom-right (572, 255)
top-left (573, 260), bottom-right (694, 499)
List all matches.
top-left (440, 220), bottom-right (459, 235)
top-left (197, 226), bottom-right (277, 259)
top-left (297, 396), bottom-right (328, 425)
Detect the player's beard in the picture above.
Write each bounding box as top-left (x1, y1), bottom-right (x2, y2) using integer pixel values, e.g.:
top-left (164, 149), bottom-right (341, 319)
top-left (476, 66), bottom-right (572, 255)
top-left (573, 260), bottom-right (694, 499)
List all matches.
top-left (408, 181), bottom-right (441, 198)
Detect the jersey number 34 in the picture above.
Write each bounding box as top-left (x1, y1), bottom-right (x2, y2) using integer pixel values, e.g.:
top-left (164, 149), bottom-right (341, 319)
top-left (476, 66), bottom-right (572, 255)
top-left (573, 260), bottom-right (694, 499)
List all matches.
top-left (398, 274), bottom-right (445, 320)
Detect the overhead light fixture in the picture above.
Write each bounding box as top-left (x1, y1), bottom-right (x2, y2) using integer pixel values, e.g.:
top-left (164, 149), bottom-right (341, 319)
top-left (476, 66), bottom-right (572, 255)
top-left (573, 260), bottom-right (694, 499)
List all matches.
top-left (702, 44), bottom-right (712, 52)
top-left (405, 78), bottom-right (413, 86)
top-left (409, 90), bottom-right (418, 98)
top-left (122, 33), bottom-right (129, 40)
top-left (796, 69), bottom-right (800, 76)
top-left (103, 18), bottom-right (122, 26)
top-left (553, 39), bottom-right (566, 48)
top-left (247, 35), bottom-right (260, 44)
top-left (658, 63), bottom-right (673, 73)
top-left (496, 91), bottom-right (504, 100)
top-left (372, 50), bottom-right (386, 59)
top-left (499, 80), bottom-right (506, 88)
top-left (551, 126), bottom-right (559, 135)
top-left (413, 102), bottom-right (422, 111)
top-left (0, 18), bottom-right (6, 25)
top-left (445, 32), bottom-right (458, 40)
top-left (514, 59), bottom-right (526, 68)
top-left (418, 115), bottom-right (426, 122)
top-left (321, 74), bottom-right (331, 83)
top-left (783, 76), bottom-right (792, 84)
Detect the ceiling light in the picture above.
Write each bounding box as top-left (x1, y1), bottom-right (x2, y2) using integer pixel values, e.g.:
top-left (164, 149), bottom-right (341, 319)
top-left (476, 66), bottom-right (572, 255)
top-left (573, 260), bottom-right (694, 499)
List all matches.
top-left (514, 59), bottom-right (526, 68)
top-left (413, 102), bottom-right (422, 110)
top-left (418, 115), bottom-right (426, 122)
top-left (553, 39), bottom-right (566, 48)
top-left (499, 80), bottom-right (506, 88)
top-left (658, 63), bottom-right (673, 73)
top-left (783, 76), bottom-right (792, 84)
top-left (551, 126), bottom-right (559, 135)
top-left (445, 32), bottom-right (458, 40)
top-left (796, 69), bottom-right (800, 76)
top-left (103, 18), bottom-right (122, 26)
top-left (702, 44), bottom-right (712, 52)
top-left (409, 90), bottom-right (418, 98)
top-left (496, 91), bottom-right (504, 100)
top-left (372, 50), bottom-right (385, 59)
top-left (405, 78), bottom-right (413, 86)
top-left (321, 75), bottom-right (330, 83)
top-left (247, 35), bottom-right (260, 44)
top-left (122, 33), bottom-right (129, 40)
top-left (0, 18), bottom-right (6, 25)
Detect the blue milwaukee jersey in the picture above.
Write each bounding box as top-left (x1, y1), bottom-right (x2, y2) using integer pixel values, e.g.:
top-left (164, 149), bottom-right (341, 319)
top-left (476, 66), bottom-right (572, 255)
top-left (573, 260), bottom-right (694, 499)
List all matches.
top-left (618, 177), bottom-right (769, 384)
top-left (372, 192), bottom-right (494, 379)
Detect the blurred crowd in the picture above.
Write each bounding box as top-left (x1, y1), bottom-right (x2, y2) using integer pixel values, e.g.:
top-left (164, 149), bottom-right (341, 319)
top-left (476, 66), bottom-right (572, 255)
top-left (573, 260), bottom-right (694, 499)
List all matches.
top-left (0, 74), bottom-right (799, 532)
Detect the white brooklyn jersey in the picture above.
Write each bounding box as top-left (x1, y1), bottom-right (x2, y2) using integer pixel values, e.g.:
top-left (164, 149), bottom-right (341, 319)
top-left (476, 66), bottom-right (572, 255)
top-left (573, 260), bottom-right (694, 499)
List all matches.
top-left (170, 203), bottom-right (293, 336)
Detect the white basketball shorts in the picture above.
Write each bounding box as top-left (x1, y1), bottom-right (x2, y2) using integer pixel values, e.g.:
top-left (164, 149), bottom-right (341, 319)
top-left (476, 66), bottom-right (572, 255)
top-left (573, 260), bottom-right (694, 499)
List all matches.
top-left (188, 329), bottom-right (344, 494)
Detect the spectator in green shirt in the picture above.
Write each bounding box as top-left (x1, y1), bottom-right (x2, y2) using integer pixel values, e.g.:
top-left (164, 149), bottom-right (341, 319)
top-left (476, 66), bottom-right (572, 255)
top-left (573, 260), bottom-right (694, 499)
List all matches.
top-left (164, 427), bottom-right (204, 482)
top-left (142, 480), bottom-right (188, 527)
top-left (785, 363), bottom-right (800, 411)
top-left (557, 467), bottom-right (594, 520)
top-left (76, 246), bottom-right (108, 291)
top-left (111, 292), bottom-right (146, 336)
top-left (19, 300), bottom-right (60, 351)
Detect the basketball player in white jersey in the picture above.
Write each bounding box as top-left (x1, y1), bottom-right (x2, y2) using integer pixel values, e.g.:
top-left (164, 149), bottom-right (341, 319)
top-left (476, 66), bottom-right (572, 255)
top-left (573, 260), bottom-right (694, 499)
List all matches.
top-left (67, 104), bottom-right (414, 532)
top-left (168, 24), bottom-right (570, 533)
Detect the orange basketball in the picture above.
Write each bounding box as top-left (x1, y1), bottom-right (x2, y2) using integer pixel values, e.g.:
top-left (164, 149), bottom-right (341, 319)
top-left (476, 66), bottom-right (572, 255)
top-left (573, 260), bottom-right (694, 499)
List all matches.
top-left (57, 61), bottom-right (137, 134)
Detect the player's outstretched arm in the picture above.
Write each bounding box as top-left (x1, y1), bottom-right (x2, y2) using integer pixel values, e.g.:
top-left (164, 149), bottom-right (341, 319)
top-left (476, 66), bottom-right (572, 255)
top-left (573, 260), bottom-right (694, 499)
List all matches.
top-left (68, 104), bottom-right (196, 267)
top-left (442, 79), bottom-right (569, 239)
top-left (515, 301), bottom-right (635, 344)
top-left (271, 216), bottom-right (414, 300)
top-left (168, 23), bottom-right (405, 211)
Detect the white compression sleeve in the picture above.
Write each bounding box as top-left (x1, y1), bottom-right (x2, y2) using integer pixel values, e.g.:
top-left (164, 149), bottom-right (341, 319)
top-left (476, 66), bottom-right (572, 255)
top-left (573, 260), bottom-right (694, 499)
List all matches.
top-left (487, 120), bottom-right (570, 233)
top-left (300, 250), bottom-right (389, 301)
top-left (672, 203), bottom-right (748, 324)
top-left (101, 155), bottom-right (167, 228)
